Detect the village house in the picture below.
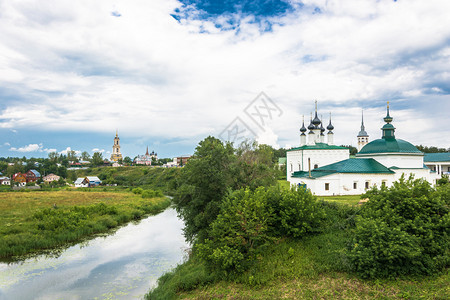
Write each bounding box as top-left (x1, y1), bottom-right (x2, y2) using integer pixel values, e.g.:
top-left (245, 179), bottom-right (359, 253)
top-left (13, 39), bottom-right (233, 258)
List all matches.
top-left (26, 169), bottom-right (41, 183)
top-left (12, 173), bottom-right (27, 186)
top-left (43, 173), bottom-right (60, 183)
top-left (74, 176), bottom-right (102, 188)
top-left (0, 177), bottom-right (10, 185)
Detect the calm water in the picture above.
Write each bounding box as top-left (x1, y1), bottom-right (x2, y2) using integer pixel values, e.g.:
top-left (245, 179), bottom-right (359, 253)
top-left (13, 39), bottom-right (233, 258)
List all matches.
top-left (0, 208), bottom-right (188, 300)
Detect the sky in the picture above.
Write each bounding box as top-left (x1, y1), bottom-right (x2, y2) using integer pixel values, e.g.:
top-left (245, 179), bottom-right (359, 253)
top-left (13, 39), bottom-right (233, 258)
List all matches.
top-left (0, 0), bottom-right (449, 159)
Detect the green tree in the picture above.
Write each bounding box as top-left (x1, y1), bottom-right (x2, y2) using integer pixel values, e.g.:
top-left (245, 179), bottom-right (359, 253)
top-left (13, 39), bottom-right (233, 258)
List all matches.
top-left (91, 152), bottom-right (104, 167)
top-left (48, 152), bottom-right (58, 162)
top-left (173, 136), bottom-right (235, 243)
top-left (67, 150), bottom-right (79, 162)
top-left (123, 156), bottom-right (132, 165)
top-left (347, 176), bottom-right (449, 278)
top-left (81, 151), bottom-right (90, 161)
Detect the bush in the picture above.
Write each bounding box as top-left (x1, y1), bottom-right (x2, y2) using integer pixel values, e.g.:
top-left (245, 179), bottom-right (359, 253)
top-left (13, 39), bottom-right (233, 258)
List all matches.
top-left (347, 176), bottom-right (450, 278)
top-left (196, 186), bottom-right (325, 274)
top-left (132, 187), bottom-right (144, 194)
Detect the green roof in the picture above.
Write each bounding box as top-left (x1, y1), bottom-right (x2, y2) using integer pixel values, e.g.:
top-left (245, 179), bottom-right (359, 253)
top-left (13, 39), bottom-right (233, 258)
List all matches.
top-left (287, 143), bottom-right (348, 152)
top-left (424, 152), bottom-right (450, 162)
top-left (292, 158), bottom-right (394, 179)
top-left (356, 138), bottom-right (422, 155)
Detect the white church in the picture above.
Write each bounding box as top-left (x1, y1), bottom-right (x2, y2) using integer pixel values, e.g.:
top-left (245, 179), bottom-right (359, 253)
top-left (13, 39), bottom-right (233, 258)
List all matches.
top-left (286, 102), bottom-right (437, 196)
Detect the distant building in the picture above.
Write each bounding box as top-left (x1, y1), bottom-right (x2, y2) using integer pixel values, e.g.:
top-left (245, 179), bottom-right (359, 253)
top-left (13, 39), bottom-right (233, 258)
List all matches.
top-left (0, 177), bottom-right (10, 185)
top-left (135, 147), bottom-right (157, 165)
top-left (110, 130), bottom-right (123, 162)
top-left (12, 173), bottom-right (27, 186)
top-left (175, 155), bottom-right (191, 166)
top-left (74, 178), bottom-right (87, 188)
top-left (43, 173), bottom-right (60, 183)
top-left (26, 169), bottom-right (41, 182)
top-left (424, 153), bottom-right (450, 178)
top-left (74, 176), bottom-right (102, 187)
top-left (84, 176), bottom-right (102, 187)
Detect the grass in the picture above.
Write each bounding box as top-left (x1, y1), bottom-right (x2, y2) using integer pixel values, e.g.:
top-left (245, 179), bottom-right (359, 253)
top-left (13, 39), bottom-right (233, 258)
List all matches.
top-left (147, 200), bottom-right (449, 299)
top-left (0, 189), bottom-right (171, 260)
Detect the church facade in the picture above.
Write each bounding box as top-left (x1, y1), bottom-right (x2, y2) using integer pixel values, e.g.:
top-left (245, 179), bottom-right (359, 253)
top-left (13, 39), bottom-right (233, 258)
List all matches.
top-left (287, 103), bottom-right (437, 196)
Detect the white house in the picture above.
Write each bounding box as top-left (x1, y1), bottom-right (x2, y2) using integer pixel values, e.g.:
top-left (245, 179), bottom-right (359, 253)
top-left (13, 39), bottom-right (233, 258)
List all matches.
top-left (74, 178), bottom-right (87, 187)
top-left (424, 153), bottom-right (450, 178)
top-left (287, 103), bottom-right (437, 196)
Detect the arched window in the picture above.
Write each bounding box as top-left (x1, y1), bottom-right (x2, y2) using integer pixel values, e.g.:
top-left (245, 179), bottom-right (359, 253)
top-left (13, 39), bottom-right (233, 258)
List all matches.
top-left (314, 164), bottom-right (318, 169)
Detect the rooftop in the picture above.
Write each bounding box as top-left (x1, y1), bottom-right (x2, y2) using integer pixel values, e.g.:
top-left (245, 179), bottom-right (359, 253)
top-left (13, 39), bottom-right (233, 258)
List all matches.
top-left (424, 152), bottom-right (450, 162)
top-left (292, 158), bottom-right (395, 179)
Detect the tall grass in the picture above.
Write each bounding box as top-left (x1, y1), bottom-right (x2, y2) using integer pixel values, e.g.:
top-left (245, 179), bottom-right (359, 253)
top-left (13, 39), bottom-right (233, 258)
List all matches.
top-left (0, 190), bottom-right (171, 260)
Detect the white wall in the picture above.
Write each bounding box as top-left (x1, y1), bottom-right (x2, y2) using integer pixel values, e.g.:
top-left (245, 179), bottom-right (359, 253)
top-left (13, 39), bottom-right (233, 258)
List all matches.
top-left (287, 149), bottom-right (349, 182)
top-left (288, 167), bottom-right (436, 196)
top-left (357, 153), bottom-right (424, 168)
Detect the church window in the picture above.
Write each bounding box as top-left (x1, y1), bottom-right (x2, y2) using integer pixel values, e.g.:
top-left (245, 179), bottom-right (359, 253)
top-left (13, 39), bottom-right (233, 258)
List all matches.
top-left (314, 164), bottom-right (318, 169)
top-left (365, 181), bottom-right (370, 189)
top-left (325, 183), bottom-right (329, 190)
top-left (353, 182), bottom-right (357, 189)
top-left (382, 180), bottom-right (387, 187)
top-left (290, 164), bottom-right (293, 172)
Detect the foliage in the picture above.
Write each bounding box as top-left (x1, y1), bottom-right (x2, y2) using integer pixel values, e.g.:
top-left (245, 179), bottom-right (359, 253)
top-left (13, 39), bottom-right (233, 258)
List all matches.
top-left (173, 136), bottom-right (236, 243)
top-left (173, 137), bottom-right (277, 244)
top-left (196, 186), bottom-right (326, 275)
top-left (91, 152), bottom-right (104, 167)
top-left (347, 176), bottom-right (450, 278)
top-left (415, 145), bottom-right (449, 153)
top-left (437, 174), bottom-right (449, 186)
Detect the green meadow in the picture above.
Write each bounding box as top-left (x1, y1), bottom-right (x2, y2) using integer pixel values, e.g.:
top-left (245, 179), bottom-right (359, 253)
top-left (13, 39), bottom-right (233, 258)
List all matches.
top-left (0, 189), bottom-right (170, 260)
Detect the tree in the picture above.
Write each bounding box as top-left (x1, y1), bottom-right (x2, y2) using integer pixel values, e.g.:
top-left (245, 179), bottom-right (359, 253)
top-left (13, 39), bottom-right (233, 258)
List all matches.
top-left (123, 156), bottom-right (132, 165)
top-left (173, 137), bottom-right (277, 244)
top-left (48, 152), bottom-right (58, 162)
top-left (67, 150), bottom-right (78, 162)
top-left (91, 152), bottom-right (104, 167)
top-left (173, 136), bottom-right (235, 243)
top-left (81, 151), bottom-right (91, 161)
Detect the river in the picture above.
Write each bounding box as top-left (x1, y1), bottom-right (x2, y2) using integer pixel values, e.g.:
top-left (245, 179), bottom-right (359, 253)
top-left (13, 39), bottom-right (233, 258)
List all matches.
top-left (0, 208), bottom-right (188, 300)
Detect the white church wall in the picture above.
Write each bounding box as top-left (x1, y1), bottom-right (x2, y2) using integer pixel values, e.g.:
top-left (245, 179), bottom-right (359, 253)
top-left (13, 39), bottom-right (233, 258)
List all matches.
top-left (358, 154), bottom-right (423, 169)
top-left (286, 149), bottom-right (349, 182)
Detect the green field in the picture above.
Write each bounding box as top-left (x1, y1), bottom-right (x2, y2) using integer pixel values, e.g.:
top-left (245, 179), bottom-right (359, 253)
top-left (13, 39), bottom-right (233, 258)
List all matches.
top-left (0, 189), bottom-right (170, 260)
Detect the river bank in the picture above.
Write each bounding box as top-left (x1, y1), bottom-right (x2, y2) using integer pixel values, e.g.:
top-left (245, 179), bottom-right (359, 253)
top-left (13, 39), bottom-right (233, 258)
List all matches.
top-left (0, 208), bottom-right (188, 299)
top-left (0, 189), bottom-right (171, 260)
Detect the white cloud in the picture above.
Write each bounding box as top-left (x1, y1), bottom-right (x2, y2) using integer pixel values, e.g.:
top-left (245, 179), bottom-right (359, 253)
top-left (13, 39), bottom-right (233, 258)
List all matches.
top-left (10, 143), bottom-right (41, 152)
top-left (59, 147), bottom-right (81, 156)
top-left (91, 148), bottom-right (105, 153)
top-left (0, 0), bottom-right (449, 150)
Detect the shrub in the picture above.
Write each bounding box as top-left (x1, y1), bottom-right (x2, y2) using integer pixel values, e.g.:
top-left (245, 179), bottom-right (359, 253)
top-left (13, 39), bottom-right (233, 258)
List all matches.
top-left (196, 186), bottom-right (325, 274)
top-left (132, 187), bottom-right (144, 194)
top-left (347, 176), bottom-right (450, 278)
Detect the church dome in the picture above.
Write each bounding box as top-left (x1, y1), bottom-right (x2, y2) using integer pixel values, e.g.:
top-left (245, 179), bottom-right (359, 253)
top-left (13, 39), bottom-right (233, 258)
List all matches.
top-left (357, 138), bottom-right (422, 155)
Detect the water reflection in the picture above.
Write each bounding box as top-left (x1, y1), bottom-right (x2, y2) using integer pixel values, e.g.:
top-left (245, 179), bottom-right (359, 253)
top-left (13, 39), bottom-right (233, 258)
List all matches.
top-left (0, 208), bottom-right (188, 300)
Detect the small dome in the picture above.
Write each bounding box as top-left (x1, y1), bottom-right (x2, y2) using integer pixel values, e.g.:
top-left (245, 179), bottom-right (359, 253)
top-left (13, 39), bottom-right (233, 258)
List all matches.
top-left (312, 111), bottom-right (321, 126)
top-left (327, 120), bottom-right (334, 131)
top-left (300, 121), bottom-right (307, 133)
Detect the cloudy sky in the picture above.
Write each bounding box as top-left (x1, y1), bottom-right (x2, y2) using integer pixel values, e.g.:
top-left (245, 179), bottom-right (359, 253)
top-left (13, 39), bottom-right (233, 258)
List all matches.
top-left (0, 0), bottom-right (449, 159)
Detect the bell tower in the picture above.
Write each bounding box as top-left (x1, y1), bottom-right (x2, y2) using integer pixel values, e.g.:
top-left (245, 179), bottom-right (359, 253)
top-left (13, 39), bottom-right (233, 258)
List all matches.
top-left (357, 110), bottom-right (369, 152)
top-left (110, 130), bottom-right (123, 162)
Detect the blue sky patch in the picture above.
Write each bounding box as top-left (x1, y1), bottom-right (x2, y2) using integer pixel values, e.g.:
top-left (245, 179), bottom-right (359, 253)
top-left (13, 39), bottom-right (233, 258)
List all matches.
top-left (173, 0), bottom-right (298, 32)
